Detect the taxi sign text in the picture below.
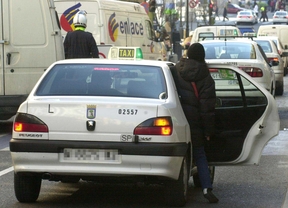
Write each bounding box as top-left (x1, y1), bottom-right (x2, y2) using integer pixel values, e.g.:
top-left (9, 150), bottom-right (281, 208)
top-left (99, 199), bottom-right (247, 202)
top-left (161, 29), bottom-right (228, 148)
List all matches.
top-left (119, 49), bottom-right (134, 58)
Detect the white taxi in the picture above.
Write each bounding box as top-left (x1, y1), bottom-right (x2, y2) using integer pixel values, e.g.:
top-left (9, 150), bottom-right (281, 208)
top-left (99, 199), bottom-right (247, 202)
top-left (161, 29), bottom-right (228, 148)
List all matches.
top-left (10, 47), bottom-right (279, 206)
top-left (272, 10), bottom-right (288, 25)
top-left (201, 39), bottom-right (276, 96)
top-left (254, 37), bottom-right (284, 95)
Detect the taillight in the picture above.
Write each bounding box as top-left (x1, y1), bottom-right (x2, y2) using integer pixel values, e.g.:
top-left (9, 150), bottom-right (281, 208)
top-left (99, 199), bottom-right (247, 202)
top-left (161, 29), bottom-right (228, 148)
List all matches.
top-left (14, 113), bottom-right (48, 132)
top-left (267, 57), bottom-right (279, 62)
top-left (239, 67), bottom-right (263, 77)
top-left (133, 117), bottom-right (172, 136)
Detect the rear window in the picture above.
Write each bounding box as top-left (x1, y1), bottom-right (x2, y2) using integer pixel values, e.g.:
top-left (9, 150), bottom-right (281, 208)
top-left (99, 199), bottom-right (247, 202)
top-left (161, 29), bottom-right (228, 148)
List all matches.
top-left (239, 12), bottom-right (251, 15)
top-left (275, 12), bottom-right (287, 16)
top-left (203, 42), bottom-right (256, 59)
top-left (254, 40), bottom-right (272, 53)
top-left (36, 64), bottom-right (167, 99)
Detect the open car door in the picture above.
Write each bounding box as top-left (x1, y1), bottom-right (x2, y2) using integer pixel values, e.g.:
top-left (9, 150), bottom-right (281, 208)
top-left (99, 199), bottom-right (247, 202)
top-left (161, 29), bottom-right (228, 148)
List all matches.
top-left (204, 63), bottom-right (279, 166)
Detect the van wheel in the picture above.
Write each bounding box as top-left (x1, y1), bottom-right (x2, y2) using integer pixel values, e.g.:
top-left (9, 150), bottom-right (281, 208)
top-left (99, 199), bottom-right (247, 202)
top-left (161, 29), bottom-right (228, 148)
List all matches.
top-left (166, 156), bottom-right (189, 207)
top-left (193, 166), bottom-right (215, 187)
top-left (14, 172), bottom-right (41, 203)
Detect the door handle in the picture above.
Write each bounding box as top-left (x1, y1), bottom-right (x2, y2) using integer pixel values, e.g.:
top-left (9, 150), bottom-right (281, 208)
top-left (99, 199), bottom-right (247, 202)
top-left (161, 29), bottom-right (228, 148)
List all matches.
top-left (7, 53), bottom-right (11, 65)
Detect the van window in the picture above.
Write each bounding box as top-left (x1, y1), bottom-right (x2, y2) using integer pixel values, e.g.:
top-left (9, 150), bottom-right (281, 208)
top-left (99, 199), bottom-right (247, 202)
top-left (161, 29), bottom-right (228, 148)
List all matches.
top-left (145, 20), bottom-right (154, 40)
top-left (36, 64), bottom-right (167, 99)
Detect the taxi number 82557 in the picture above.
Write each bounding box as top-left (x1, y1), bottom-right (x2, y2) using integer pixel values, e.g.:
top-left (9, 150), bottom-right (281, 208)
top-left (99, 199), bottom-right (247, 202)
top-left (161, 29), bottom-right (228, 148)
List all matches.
top-left (118, 109), bottom-right (138, 115)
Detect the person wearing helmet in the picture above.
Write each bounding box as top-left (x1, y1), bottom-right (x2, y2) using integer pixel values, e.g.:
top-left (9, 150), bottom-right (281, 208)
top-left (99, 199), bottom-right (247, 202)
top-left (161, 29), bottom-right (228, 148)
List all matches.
top-left (64, 11), bottom-right (99, 59)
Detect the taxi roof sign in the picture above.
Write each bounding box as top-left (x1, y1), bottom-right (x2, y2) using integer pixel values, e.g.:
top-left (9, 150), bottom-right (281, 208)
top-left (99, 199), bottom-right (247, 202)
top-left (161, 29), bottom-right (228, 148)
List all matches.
top-left (108, 47), bottom-right (143, 60)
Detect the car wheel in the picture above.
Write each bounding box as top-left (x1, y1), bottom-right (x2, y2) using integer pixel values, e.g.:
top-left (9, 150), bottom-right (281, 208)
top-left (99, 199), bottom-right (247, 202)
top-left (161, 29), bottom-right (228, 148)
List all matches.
top-left (275, 82), bottom-right (284, 96)
top-left (193, 166), bottom-right (215, 187)
top-left (166, 155), bottom-right (189, 207)
top-left (14, 172), bottom-right (42, 203)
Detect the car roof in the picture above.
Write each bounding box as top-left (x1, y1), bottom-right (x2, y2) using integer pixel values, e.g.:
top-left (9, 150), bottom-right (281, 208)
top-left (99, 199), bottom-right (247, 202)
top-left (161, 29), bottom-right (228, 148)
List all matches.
top-left (200, 38), bottom-right (255, 44)
top-left (51, 59), bottom-right (173, 67)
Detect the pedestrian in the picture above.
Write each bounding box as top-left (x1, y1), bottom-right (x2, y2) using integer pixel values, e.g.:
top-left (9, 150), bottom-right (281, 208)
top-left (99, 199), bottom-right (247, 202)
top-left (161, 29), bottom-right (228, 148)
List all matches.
top-left (223, 4), bottom-right (229, 21)
top-left (264, 6), bottom-right (269, 22)
top-left (259, 6), bottom-right (266, 22)
top-left (214, 2), bottom-right (220, 20)
top-left (64, 10), bottom-right (99, 59)
top-left (172, 43), bottom-right (218, 204)
top-left (253, 3), bottom-right (259, 17)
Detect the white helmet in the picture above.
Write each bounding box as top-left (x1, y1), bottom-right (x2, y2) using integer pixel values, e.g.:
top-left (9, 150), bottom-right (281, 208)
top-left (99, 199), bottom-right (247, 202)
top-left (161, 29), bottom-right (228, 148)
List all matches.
top-left (73, 11), bottom-right (87, 28)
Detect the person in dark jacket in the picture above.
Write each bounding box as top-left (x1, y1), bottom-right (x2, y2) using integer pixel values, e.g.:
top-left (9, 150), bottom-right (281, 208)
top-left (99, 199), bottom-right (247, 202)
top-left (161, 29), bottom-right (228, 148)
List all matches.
top-left (173, 43), bottom-right (218, 203)
top-left (64, 11), bottom-right (99, 59)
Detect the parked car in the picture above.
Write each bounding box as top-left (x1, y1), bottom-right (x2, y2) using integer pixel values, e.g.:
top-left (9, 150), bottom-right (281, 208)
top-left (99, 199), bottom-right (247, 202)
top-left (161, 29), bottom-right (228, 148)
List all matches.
top-left (201, 39), bottom-right (276, 96)
top-left (236, 10), bottom-right (258, 25)
top-left (10, 47), bottom-right (279, 206)
top-left (273, 11), bottom-right (288, 25)
top-left (254, 38), bottom-right (284, 95)
top-left (227, 3), bottom-right (245, 14)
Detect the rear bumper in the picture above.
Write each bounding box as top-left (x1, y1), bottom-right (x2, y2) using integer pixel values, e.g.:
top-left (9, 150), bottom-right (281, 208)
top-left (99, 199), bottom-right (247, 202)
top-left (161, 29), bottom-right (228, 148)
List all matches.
top-left (11, 153), bottom-right (183, 180)
top-left (10, 139), bottom-right (188, 156)
top-left (10, 140), bottom-right (188, 180)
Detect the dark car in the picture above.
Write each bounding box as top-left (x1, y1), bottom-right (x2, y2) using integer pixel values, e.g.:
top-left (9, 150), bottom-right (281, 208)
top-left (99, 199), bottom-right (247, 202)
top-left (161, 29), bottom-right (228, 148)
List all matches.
top-left (227, 3), bottom-right (244, 14)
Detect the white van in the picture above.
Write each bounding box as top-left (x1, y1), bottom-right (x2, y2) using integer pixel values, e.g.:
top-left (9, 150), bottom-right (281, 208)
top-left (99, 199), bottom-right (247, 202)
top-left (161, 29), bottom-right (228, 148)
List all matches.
top-left (54, 0), bottom-right (165, 60)
top-left (257, 25), bottom-right (288, 49)
top-left (191, 25), bottom-right (242, 43)
top-left (0, 0), bottom-right (64, 120)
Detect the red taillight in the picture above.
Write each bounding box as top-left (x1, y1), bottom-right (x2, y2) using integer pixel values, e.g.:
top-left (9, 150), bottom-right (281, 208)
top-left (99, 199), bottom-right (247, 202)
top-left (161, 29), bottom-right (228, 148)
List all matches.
top-left (239, 67), bottom-right (263, 77)
top-left (13, 113), bottom-right (48, 132)
top-left (267, 57), bottom-right (279, 62)
top-left (134, 117), bottom-right (172, 136)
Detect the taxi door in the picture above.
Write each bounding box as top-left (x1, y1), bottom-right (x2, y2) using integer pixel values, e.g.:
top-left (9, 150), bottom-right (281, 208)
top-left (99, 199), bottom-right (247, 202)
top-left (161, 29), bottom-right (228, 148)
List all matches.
top-left (205, 64), bottom-right (279, 166)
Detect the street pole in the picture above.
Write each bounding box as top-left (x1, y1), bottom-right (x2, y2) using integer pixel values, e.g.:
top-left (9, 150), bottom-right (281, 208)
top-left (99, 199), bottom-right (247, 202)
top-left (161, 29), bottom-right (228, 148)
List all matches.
top-left (185, 0), bottom-right (189, 38)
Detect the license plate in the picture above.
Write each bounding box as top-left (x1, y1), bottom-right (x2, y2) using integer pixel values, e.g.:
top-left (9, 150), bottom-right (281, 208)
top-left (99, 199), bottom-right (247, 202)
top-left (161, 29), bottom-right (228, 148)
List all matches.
top-left (61, 148), bottom-right (120, 163)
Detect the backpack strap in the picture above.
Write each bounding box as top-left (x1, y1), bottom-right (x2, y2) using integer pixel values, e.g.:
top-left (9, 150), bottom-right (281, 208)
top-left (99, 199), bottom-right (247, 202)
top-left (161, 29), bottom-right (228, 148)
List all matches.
top-left (191, 82), bottom-right (199, 100)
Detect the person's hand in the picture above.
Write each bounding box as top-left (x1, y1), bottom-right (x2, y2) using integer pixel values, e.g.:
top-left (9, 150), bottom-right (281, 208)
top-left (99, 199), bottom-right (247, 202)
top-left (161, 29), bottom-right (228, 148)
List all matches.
top-left (205, 136), bottom-right (210, 141)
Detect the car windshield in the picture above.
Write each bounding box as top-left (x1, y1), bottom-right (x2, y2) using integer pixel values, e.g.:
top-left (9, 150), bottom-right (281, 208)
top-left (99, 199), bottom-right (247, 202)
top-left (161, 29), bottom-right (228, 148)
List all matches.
top-left (203, 42), bottom-right (256, 59)
top-left (36, 64), bottom-right (167, 99)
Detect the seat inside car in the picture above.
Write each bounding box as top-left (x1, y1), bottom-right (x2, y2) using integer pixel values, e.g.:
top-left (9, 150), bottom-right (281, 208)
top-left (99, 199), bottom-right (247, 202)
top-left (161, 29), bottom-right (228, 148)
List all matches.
top-left (238, 52), bottom-right (250, 59)
top-left (219, 53), bottom-right (231, 59)
top-left (127, 80), bottom-right (160, 98)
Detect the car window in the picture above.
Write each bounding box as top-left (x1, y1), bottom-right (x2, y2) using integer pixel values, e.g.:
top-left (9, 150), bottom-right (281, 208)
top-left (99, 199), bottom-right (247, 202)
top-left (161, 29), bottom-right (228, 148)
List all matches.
top-left (36, 64), bottom-right (167, 99)
top-left (203, 42), bottom-right (256, 59)
top-left (210, 68), bottom-right (267, 108)
top-left (198, 32), bottom-right (214, 41)
top-left (239, 12), bottom-right (251, 15)
top-left (254, 40), bottom-right (272, 53)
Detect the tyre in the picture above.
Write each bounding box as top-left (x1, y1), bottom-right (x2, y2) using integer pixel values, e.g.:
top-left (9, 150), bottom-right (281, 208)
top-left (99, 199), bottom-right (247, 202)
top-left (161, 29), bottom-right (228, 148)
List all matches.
top-left (166, 156), bottom-right (189, 207)
top-left (193, 166), bottom-right (215, 188)
top-left (14, 172), bottom-right (42, 203)
top-left (275, 82), bottom-right (284, 96)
